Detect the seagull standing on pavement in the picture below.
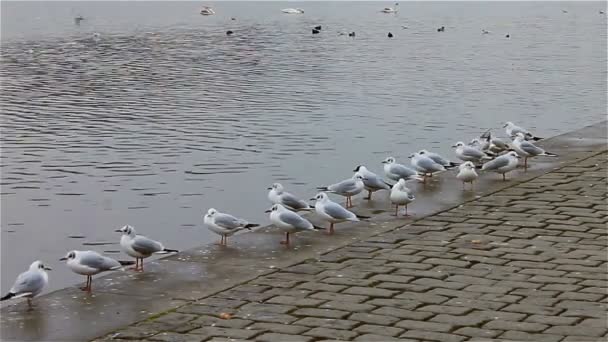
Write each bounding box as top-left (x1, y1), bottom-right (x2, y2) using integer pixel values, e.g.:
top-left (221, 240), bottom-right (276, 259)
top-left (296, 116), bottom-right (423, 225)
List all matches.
top-left (1, 261), bottom-right (51, 307)
top-left (115, 225), bottom-right (178, 271)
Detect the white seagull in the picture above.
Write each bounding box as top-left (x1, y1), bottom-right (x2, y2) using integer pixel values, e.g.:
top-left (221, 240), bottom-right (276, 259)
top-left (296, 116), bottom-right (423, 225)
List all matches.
top-left (503, 121), bottom-right (542, 141)
top-left (115, 225), bottom-right (178, 272)
top-left (204, 208), bottom-right (259, 246)
top-left (456, 161), bottom-right (479, 190)
top-left (282, 8), bottom-right (304, 14)
top-left (482, 151), bottom-right (520, 180)
top-left (409, 152), bottom-right (446, 180)
top-left (352, 165), bottom-right (392, 200)
top-left (382, 157), bottom-right (423, 182)
top-left (268, 183), bottom-right (313, 211)
top-left (317, 173), bottom-right (365, 208)
top-left (390, 179), bottom-right (415, 216)
top-left (1, 261), bottom-right (51, 307)
top-left (512, 133), bottom-right (557, 168)
top-left (417, 150), bottom-right (459, 168)
top-left (452, 141), bottom-right (493, 163)
top-left (266, 204), bottom-right (319, 246)
top-left (60, 250), bottom-right (133, 292)
top-left (311, 192), bottom-right (366, 235)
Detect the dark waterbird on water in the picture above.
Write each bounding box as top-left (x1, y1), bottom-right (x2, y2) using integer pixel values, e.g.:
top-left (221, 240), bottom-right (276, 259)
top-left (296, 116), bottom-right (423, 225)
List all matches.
top-left (437, 26), bottom-right (445, 32)
top-left (312, 28), bottom-right (320, 34)
top-left (314, 25), bottom-right (322, 31)
top-left (349, 31), bottom-right (355, 37)
top-left (387, 32), bottom-right (394, 38)
top-left (505, 34), bottom-right (510, 38)
top-left (226, 30), bottom-right (234, 36)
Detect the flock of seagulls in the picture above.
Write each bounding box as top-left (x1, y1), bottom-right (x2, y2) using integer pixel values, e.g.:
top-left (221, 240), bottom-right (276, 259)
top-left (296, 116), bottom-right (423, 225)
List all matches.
top-left (1, 121), bottom-right (558, 307)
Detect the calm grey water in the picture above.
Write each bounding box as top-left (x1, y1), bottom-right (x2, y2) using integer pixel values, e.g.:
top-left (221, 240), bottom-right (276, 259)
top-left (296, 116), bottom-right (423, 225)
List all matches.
top-left (1, 1), bottom-right (606, 293)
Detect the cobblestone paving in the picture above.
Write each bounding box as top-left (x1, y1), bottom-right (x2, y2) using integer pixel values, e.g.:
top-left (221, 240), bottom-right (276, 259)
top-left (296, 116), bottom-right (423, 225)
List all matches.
top-left (99, 152), bottom-right (607, 342)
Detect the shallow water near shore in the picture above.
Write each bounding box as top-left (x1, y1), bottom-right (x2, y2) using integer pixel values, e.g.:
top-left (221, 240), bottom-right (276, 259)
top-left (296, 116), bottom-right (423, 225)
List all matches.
top-left (1, 1), bottom-right (606, 293)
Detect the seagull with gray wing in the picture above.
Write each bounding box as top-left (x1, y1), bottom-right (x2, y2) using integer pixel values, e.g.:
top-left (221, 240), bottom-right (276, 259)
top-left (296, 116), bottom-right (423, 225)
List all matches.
top-left (482, 151), bottom-right (520, 180)
top-left (60, 250), bottom-right (134, 292)
top-left (204, 208), bottom-right (259, 246)
top-left (311, 192), bottom-right (368, 235)
top-left (115, 225), bottom-right (178, 271)
top-left (512, 133), bottom-right (557, 169)
top-left (266, 203), bottom-right (321, 246)
top-left (452, 141), bottom-right (493, 163)
top-left (1, 261), bottom-right (51, 307)
top-left (268, 183), bottom-right (313, 211)
top-left (353, 165), bottom-right (392, 200)
top-left (317, 173), bottom-right (365, 208)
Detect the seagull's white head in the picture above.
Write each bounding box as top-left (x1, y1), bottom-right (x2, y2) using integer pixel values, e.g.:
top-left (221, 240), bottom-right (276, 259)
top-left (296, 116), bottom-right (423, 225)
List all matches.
top-left (268, 183), bottom-right (284, 193)
top-left (353, 172), bottom-right (365, 181)
top-left (115, 224), bottom-right (136, 236)
top-left (312, 192), bottom-right (329, 202)
top-left (265, 203), bottom-right (283, 213)
top-left (507, 151), bottom-right (521, 158)
top-left (382, 157), bottom-right (395, 164)
top-left (418, 149), bottom-right (430, 155)
top-left (60, 251), bottom-right (77, 262)
top-left (503, 121), bottom-right (514, 128)
top-left (514, 133), bottom-right (526, 141)
top-left (30, 260), bottom-right (52, 271)
top-left (452, 141), bottom-right (465, 148)
top-left (461, 161), bottom-right (475, 170)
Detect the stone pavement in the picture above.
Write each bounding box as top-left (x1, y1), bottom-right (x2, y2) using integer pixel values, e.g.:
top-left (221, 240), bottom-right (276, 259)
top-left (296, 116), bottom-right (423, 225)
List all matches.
top-left (95, 151), bottom-right (608, 341)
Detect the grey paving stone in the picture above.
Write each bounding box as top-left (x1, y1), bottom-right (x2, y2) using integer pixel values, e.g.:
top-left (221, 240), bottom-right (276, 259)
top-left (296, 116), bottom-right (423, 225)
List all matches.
top-left (452, 327), bottom-right (502, 338)
top-left (247, 323), bottom-right (309, 335)
top-left (395, 320), bottom-right (453, 332)
top-left (499, 330), bottom-right (564, 342)
top-left (292, 308), bottom-right (350, 319)
top-left (400, 329), bottom-right (467, 342)
top-left (483, 320), bottom-right (549, 333)
top-left (294, 317), bottom-right (359, 330)
top-left (544, 325), bottom-right (608, 337)
top-left (303, 327), bottom-right (359, 340)
top-left (353, 324), bottom-right (404, 337)
top-left (255, 333), bottom-right (314, 342)
top-left (348, 313), bottom-right (400, 326)
top-left (319, 301), bottom-right (376, 313)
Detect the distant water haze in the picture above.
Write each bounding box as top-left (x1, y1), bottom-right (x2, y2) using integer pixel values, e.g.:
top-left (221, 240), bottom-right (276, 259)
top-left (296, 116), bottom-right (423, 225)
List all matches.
top-left (1, 1), bottom-right (606, 293)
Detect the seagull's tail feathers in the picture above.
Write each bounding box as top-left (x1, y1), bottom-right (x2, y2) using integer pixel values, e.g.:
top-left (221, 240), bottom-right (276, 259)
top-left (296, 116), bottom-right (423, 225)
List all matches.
top-left (1, 292), bottom-right (16, 301)
top-left (543, 152), bottom-right (558, 157)
top-left (383, 181), bottom-right (394, 188)
top-left (11, 292), bottom-right (33, 299)
top-left (312, 225), bottom-right (325, 230)
top-left (355, 214), bottom-right (371, 220)
top-left (118, 260), bottom-right (136, 266)
top-left (245, 223), bottom-right (260, 229)
top-left (316, 186), bottom-right (329, 191)
top-left (532, 136), bottom-right (543, 141)
top-left (162, 248), bottom-right (179, 253)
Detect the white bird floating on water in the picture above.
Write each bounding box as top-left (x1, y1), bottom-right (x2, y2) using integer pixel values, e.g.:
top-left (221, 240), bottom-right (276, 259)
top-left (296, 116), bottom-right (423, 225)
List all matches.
top-left (200, 6), bottom-right (215, 15)
top-left (282, 8), bottom-right (304, 14)
top-left (1, 261), bottom-right (51, 307)
top-left (266, 204), bottom-right (319, 246)
top-left (456, 161), bottom-right (478, 190)
top-left (390, 178), bottom-right (415, 216)
top-left (204, 208), bottom-right (259, 246)
top-left (482, 151), bottom-right (520, 180)
top-left (268, 183), bottom-right (314, 211)
top-left (381, 3), bottom-right (399, 13)
top-left (60, 250), bottom-right (133, 293)
top-left (352, 165), bottom-right (392, 200)
top-left (311, 192), bottom-right (367, 235)
top-left (512, 133), bottom-right (557, 169)
top-left (115, 225), bottom-right (178, 271)
top-left (317, 173), bottom-right (365, 208)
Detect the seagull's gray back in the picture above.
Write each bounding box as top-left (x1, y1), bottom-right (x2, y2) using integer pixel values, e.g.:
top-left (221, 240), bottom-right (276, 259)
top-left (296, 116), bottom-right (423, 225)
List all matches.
top-left (278, 211), bottom-right (312, 230)
top-left (428, 153), bottom-right (449, 166)
top-left (329, 179), bottom-right (357, 194)
top-left (363, 174), bottom-right (390, 190)
top-left (482, 155), bottom-right (510, 170)
top-left (390, 163), bottom-right (417, 178)
top-left (131, 236), bottom-right (163, 255)
top-left (80, 252), bottom-right (120, 271)
top-left (11, 270), bottom-right (45, 295)
top-left (520, 141), bottom-right (543, 156)
top-left (214, 213), bottom-right (245, 230)
top-left (324, 202), bottom-right (356, 220)
top-left (462, 147), bottom-right (486, 158)
top-left (417, 157), bottom-right (444, 172)
top-left (281, 192), bottom-right (308, 210)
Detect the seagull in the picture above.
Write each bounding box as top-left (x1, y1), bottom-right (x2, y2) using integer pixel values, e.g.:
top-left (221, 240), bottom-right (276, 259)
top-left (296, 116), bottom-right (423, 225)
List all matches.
top-left (268, 183), bottom-right (313, 211)
top-left (482, 29), bottom-right (490, 34)
top-left (512, 133), bottom-right (557, 169)
top-left (452, 141), bottom-right (493, 163)
top-left (317, 173), bottom-right (365, 208)
top-left (203, 208), bottom-right (259, 246)
top-left (115, 225), bottom-right (178, 271)
top-left (60, 250), bottom-right (133, 292)
top-left (409, 153), bottom-right (446, 180)
top-left (390, 179), bottom-right (415, 216)
top-left (503, 121), bottom-right (542, 140)
top-left (482, 151), bottom-right (520, 180)
top-left (417, 150), bottom-right (459, 168)
top-left (382, 157), bottom-right (423, 182)
top-left (388, 32), bottom-right (394, 38)
top-left (265, 204), bottom-right (320, 246)
top-left (1, 261), bottom-right (51, 307)
top-left (314, 25), bottom-right (322, 31)
top-left (473, 130), bottom-right (510, 155)
top-left (352, 165), bottom-right (392, 200)
top-left (311, 192), bottom-right (367, 235)
top-left (456, 161), bottom-right (478, 190)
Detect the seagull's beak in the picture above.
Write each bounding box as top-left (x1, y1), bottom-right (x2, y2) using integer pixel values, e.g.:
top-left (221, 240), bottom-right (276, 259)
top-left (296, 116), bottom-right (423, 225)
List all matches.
top-left (352, 168), bottom-right (358, 172)
top-left (381, 161), bottom-right (388, 164)
top-left (451, 144), bottom-right (457, 147)
top-left (114, 229), bottom-right (122, 233)
top-left (266, 187), bottom-right (272, 190)
top-left (309, 197), bottom-right (317, 201)
top-left (407, 155), bottom-right (414, 159)
top-left (264, 209), bottom-right (271, 213)
top-left (59, 257), bottom-right (67, 261)
top-left (502, 124), bottom-right (508, 128)
top-left (44, 266), bottom-right (52, 271)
